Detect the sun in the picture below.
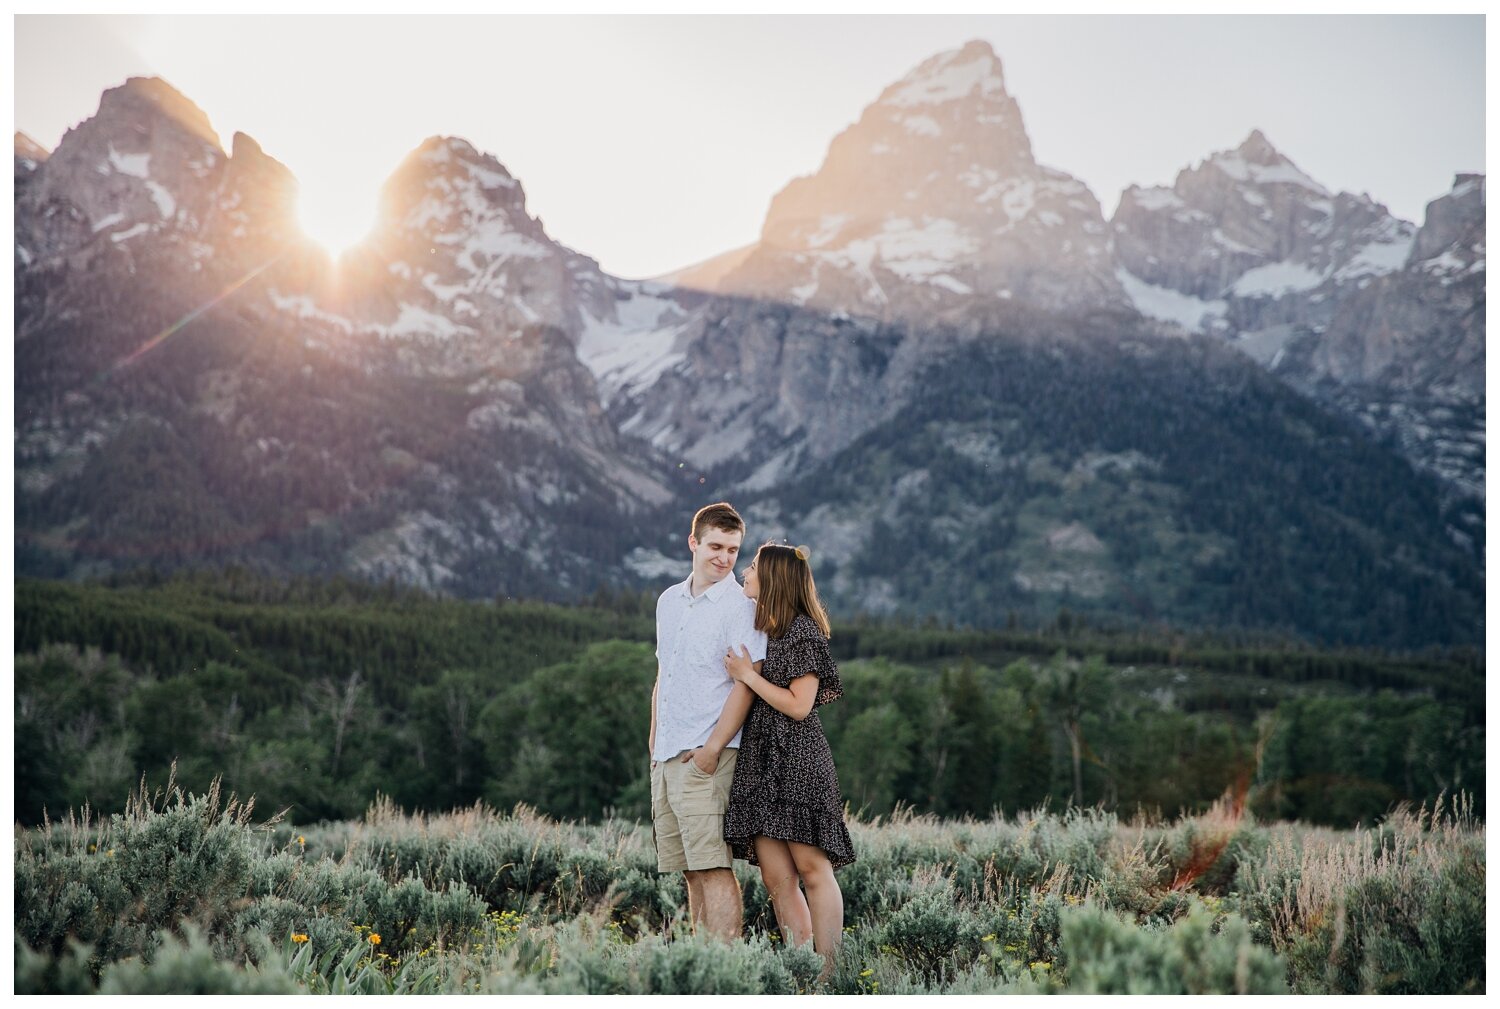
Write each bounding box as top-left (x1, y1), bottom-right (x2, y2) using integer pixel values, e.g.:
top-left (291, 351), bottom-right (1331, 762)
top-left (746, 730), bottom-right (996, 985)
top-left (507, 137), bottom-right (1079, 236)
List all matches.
top-left (295, 177), bottom-right (379, 254)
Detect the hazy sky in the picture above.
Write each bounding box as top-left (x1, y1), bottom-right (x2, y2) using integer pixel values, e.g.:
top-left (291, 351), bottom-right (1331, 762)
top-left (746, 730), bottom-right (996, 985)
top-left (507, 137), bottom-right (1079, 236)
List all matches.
top-left (13, 13), bottom-right (1487, 278)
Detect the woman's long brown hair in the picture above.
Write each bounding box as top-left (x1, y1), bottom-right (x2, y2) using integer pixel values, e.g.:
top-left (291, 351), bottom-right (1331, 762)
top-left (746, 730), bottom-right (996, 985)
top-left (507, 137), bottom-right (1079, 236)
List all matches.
top-left (752, 543), bottom-right (832, 640)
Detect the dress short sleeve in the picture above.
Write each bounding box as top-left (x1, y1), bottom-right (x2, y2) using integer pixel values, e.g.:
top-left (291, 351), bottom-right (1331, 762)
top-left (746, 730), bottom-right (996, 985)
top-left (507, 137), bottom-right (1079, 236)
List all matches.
top-left (784, 627), bottom-right (843, 708)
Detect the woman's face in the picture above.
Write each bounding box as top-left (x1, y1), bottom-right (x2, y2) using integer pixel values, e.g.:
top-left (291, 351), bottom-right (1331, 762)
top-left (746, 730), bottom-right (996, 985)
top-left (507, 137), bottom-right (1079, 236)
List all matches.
top-left (742, 553), bottom-right (760, 599)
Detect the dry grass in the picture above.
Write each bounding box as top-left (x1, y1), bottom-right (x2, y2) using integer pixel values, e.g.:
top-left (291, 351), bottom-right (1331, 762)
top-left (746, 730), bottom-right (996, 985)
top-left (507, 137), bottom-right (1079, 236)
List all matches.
top-left (1241, 791), bottom-right (1480, 949)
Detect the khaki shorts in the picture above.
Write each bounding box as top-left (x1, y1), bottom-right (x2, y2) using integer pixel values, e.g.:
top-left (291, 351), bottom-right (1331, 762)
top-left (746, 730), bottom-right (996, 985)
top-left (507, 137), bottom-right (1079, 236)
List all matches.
top-left (651, 748), bottom-right (738, 872)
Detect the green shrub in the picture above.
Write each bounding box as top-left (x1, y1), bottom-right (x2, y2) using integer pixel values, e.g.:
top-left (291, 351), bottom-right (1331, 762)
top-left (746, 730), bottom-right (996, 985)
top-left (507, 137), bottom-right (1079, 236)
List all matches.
top-left (97, 926), bottom-right (303, 995)
top-left (1059, 903), bottom-right (1287, 994)
top-left (606, 867), bottom-right (683, 933)
top-left (14, 938), bottom-right (98, 995)
top-left (981, 886), bottom-right (1070, 969)
top-left (12, 784), bottom-right (1483, 994)
top-left (15, 775), bottom-right (263, 967)
top-left (1154, 800), bottom-right (1265, 897)
top-left (543, 922), bottom-right (818, 994)
top-left (1285, 850), bottom-right (1484, 994)
top-left (880, 882), bottom-right (987, 984)
top-left (1237, 796), bottom-right (1484, 994)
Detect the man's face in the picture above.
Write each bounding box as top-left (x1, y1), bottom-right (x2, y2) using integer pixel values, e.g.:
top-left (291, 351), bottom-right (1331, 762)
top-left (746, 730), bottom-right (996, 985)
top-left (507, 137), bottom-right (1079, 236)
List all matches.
top-left (688, 526), bottom-right (743, 588)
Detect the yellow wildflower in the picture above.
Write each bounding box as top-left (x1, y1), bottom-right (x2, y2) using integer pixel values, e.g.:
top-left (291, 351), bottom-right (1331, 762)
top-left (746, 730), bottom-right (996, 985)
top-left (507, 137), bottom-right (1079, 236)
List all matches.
top-left (291, 933), bottom-right (310, 944)
top-left (369, 933), bottom-right (382, 945)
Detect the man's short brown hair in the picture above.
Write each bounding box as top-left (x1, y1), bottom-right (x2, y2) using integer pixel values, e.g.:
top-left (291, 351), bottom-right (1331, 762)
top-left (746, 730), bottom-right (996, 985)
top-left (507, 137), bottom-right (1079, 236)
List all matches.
top-left (691, 502), bottom-right (745, 541)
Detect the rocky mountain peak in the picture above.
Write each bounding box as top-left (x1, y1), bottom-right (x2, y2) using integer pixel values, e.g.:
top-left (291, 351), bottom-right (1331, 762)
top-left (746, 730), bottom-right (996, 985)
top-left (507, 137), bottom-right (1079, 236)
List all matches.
top-left (15, 76), bottom-right (229, 265)
top-left (1113, 129), bottom-right (1416, 318)
top-left (376, 135), bottom-right (535, 244)
top-left (225, 130), bottom-right (295, 188)
top-left (1235, 128), bottom-right (1279, 164)
top-left (1197, 129), bottom-right (1330, 197)
top-left (15, 131), bottom-right (49, 165)
top-left (15, 132), bottom-right (48, 186)
top-left (700, 40), bottom-right (1121, 320)
top-left (760, 38), bottom-right (1037, 242)
top-left (203, 130), bottom-right (303, 257)
top-left (1452, 171), bottom-right (1485, 194)
top-left (1406, 172), bottom-right (1484, 273)
top-left (419, 136), bottom-right (517, 182)
top-left (876, 38), bottom-right (1010, 110)
top-left (95, 76), bottom-right (222, 151)
top-left (332, 135), bottom-right (615, 364)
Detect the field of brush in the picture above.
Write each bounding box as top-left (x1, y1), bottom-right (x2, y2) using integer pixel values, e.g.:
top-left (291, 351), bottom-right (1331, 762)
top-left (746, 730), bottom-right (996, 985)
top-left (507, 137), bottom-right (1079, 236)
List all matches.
top-left (14, 779), bottom-right (1483, 995)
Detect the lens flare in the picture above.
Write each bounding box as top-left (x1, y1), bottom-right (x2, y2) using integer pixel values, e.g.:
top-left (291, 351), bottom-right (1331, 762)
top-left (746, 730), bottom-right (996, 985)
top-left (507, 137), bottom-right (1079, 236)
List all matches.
top-left (296, 182), bottom-right (378, 254)
top-left (104, 252), bottom-right (286, 376)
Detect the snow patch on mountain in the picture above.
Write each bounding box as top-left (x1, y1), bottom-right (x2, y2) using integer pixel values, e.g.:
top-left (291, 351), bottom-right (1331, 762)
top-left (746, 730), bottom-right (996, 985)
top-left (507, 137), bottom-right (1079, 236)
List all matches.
top-left (1418, 249), bottom-right (1482, 282)
top-left (444, 226), bottom-right (550, 275)
top-left (886, 45), bottom-right (1007, 107)
top-left (1332, 232), bottom-right (1417, 281)
top-left (1210, 151), bottom-right (1330, 196)
top-left (1132, 187), bottom-right (1185, 211)
top-left (380, 303), bottom-right (474, 340)
top-left (902, 115), bottom-right (942, 136)
top-left (625, 547), bottom-right (684, 580)
top-left (737, 448), bottom-right (799, 492)
top-left (1117, 267), bottom-right (1227, 332)
top-left (577, 286), bottom-right (689, 399)
top-left (806, 214), bottom-right (850, 248)
top-left (464, 159), bottom-right (517, 190)
top-left (683, 421), bottom-right (756, 470)
top-left (107, 147), bottom-right (150, 178)
top-left (1208, 228), bottom-right (1262, 256)
top-left (1230, 261), bottom-right (1326, 297)
top-left (977, 175), bottom-right (1088, 227)
top-left (1234, 324), bottom-right (1301, 367)
top-left (930, 274), bottom-right (972, 294)
top-left (110, 223), bottom-right (152, 243)
top-left (145, 180), bottom-right (176, 218)
top-left (863, 216), bottom-right (979, 280)
top-left (268, 289), bottom-right (355, 332)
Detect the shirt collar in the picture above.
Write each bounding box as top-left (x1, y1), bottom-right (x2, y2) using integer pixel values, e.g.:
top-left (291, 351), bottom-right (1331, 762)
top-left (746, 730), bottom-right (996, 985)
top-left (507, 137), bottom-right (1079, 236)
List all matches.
top-left (678, 571), bottom-right (740, 602)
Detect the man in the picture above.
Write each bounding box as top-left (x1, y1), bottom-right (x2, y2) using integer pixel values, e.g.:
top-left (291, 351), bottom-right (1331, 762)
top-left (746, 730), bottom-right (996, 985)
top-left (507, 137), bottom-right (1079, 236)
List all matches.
top-left (649, 501), bottom-right (768, 941)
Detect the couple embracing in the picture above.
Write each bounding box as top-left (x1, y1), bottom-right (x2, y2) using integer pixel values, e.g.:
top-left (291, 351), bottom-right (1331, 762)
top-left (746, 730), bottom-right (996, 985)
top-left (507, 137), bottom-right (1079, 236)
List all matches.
top-left (648, 502), bottom-right (854, 980)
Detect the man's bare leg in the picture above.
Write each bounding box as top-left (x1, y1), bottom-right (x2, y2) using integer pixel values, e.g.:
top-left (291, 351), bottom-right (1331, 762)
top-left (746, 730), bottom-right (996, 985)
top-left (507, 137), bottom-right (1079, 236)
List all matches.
top-left (684, 867), bottom-right (742, 941)
top-left (683, 870), bottom-right (704, 931)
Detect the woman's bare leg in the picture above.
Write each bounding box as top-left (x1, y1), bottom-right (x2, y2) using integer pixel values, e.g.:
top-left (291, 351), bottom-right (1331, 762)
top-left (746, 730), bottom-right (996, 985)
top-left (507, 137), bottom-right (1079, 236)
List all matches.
top-left (755, 836), bottom-right (812, 946)
top-left (788, 840), bottom-right (842, 983)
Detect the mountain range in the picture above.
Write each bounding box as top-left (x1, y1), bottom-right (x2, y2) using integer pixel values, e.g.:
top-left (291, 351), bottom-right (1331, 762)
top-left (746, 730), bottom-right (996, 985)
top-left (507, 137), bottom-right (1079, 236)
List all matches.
top-left (13, 41), bottom-right (1484, 647)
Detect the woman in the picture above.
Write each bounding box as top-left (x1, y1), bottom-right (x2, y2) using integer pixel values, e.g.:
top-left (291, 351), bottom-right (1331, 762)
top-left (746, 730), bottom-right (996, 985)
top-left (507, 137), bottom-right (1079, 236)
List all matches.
top-left (722, 542), bottom-right (853, 982)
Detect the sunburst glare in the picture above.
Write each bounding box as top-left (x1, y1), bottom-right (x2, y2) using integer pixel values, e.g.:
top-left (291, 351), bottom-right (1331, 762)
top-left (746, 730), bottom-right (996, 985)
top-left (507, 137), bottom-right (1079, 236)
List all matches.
top-left (296, 177), bottom-right (379, 254)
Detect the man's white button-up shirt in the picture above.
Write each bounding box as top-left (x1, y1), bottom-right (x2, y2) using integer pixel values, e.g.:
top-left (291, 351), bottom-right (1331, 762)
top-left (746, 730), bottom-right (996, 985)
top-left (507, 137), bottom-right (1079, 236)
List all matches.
top-left (652, 571), bottom-right (768, 762)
